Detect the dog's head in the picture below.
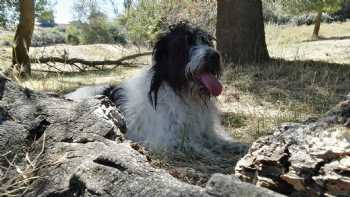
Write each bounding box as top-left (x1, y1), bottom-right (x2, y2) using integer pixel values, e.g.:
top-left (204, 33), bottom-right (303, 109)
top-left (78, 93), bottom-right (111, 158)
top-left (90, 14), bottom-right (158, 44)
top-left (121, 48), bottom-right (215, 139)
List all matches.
top-left (149, 22), bottom-right (222, 106)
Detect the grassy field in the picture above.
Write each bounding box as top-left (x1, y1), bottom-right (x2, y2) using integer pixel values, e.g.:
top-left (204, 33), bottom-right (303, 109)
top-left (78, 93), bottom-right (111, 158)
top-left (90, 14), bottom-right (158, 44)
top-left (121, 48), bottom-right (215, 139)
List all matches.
top-left (266, 22), bottom-right (350, 64)
top-left (1, 22), bottom-right (350, 143)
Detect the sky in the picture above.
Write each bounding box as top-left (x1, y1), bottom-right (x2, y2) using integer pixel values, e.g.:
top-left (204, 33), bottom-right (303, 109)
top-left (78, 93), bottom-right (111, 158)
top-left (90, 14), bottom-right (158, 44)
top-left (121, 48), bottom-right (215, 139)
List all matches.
top-left (54, 0), bottom-right (124, 24)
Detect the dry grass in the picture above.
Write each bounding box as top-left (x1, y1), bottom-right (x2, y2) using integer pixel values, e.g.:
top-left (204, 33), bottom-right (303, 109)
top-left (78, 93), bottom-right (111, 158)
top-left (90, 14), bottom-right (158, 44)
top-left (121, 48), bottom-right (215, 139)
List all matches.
top-left (265, 21), bottom-right (350, 46)
top-left (219, 59), bottom-right (350, 143)
top-left (216, 22), bottom-right (350, 143)
top-left (0, 42), bottom-right (149, 93)
top-left (0, 134), bottom-right (47, 197)
top-left (266, 22), bottom-right (350, 64)
top-left (21, 67), bottom-right (140, 94)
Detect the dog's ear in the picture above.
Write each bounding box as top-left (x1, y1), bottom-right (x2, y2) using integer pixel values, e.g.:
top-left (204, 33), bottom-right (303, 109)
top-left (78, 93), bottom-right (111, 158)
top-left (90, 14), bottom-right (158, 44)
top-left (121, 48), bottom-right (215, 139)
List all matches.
top-left (149, 25), bottom-right (192, 109)
top-left (149, 34), bottom-right (168, 109)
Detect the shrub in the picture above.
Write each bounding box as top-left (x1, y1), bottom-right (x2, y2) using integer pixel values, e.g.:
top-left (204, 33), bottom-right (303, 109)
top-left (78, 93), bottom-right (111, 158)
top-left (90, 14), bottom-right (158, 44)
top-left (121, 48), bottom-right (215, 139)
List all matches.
top-left (37, 10), bottom-right (55, 27)
top-left (31, 27), bottom-right (65, 47)
top-left (80, 11), bottom-right (114, 44)
top-left (119, 0), bottom-right (163, 46)
top-left (0, 34), bottom-right (13, 46)
top-left (108, 22), bottom-right (128, 45)
top-left (262, 0), bottom-right (350, 25)
top-left (65, 23), bottom-right (81, 45)
top-left (119, 0), bottom-right (216, 46)
top-left (65, 16), bottom-right (127, 45)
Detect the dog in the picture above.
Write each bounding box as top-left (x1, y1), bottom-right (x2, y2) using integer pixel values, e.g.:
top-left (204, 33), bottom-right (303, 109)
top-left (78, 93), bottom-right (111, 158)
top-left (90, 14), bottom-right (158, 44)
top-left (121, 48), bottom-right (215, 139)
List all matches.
top-left (66, 22), bottom-right (242, 153)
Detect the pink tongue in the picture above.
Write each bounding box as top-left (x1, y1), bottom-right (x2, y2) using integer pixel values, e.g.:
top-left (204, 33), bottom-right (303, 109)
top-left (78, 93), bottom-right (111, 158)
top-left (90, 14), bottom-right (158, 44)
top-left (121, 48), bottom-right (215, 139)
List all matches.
top-left (197, 73), bottom-right (223, 96)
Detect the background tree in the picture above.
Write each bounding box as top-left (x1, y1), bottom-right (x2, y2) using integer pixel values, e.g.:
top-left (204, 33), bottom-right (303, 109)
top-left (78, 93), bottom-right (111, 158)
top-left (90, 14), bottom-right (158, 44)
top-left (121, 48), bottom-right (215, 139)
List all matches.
top-left (279, 0), bottom-right (344, 40)
top-left (37, 9), bottom-right (55, 27)
top-left (66, 0), bottom-right (126, 45)
top-left (0, 0), bottom-right (17, 28)
top-left (216, 0), bottom-right (269, 64)
top-left (36, 0), bottom-right (56, 27)
top-left (123, 0), bottom-right (133, 14)
top-left (12, 0), bottom-right (35, 79)
top-left (119, 0), bottom-right (216, 46)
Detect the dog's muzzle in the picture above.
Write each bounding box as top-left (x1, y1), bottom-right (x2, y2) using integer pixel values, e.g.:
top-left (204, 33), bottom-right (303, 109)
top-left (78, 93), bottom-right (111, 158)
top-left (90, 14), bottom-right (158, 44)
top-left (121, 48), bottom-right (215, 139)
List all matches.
top-left (186, 45), bottom-right (223, 96)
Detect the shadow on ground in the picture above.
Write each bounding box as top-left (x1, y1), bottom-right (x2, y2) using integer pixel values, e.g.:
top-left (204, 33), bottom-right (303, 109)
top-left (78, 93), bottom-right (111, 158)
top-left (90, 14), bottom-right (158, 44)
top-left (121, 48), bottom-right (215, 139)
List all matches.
top-left (224, 58), bottom-right (350, 115)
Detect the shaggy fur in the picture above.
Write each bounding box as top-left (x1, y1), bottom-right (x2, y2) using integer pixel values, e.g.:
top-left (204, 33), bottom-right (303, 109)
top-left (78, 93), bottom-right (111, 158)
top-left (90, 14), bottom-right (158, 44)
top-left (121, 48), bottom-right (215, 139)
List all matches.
top-left (66, 22), bottom-right (241, 153)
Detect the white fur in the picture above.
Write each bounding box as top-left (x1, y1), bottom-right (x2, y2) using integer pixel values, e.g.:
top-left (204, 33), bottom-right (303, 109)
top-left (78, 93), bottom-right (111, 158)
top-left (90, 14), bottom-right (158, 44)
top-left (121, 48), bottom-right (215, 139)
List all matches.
top-left (185, 45), bottom-right (208, 78)
top-left (120, 68), bottom-right (231, 152)
top-left (65, 84), bottom-right (110, 101)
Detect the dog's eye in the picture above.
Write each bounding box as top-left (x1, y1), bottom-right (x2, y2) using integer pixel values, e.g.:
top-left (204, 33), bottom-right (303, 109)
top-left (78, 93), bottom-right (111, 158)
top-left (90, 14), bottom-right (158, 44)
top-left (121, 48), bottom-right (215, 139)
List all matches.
top-left (187, 35), bottom-right (196, 45)
top-left (200, 36), bottom-right (213, 47)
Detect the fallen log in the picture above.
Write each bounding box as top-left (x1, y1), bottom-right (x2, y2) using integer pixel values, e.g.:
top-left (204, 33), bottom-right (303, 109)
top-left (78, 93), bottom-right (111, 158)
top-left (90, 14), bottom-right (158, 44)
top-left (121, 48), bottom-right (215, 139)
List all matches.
top-left (235, 95), bottom-right (350, 196)
top-left (30, 51), bottom-right (152, 69)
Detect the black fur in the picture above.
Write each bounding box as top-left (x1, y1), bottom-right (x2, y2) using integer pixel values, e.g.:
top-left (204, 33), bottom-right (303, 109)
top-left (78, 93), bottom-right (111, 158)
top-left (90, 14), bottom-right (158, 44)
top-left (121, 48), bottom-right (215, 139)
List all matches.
top-left (108, 86), bottom-right (126, 109)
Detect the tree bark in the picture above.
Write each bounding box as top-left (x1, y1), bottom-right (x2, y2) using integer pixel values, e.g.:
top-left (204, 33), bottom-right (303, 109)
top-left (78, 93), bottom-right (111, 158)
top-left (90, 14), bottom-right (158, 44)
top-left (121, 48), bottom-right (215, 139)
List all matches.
top-left (216, 0), bottom-right (269, 64)
top-left (236, 97), bottom-right (350, 196)
top-left (312, 12), bottom-right (322, 40)
top-left (12, 0), bottom-right (35, 79)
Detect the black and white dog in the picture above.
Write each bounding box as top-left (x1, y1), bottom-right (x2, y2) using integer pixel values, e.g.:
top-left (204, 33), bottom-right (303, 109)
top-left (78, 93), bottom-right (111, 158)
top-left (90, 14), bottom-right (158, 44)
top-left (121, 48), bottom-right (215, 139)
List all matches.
top-left (66, 22), bottom-right (238, 153)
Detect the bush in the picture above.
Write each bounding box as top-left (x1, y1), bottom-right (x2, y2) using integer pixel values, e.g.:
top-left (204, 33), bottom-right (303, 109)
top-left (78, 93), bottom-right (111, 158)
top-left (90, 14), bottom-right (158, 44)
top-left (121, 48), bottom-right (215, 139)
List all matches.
top-left (262, 0), bottom-right (350, 25)
top-left (31, 27), bottom-right (65, 47)
top-left (108, 22), bottom-right (127, 45)
top-left (65, 23), bottom-right (81, 45)
top-left (0, 34), bottom-right (13, 46)
top-left (65, 16), bottom-right (127, 45)
top-left (119, 0), bottom-right (216, 46)
top-left (332, 1), bottom-right (350, 21)
top-left (37, 10), bottom-right (55, 27)
top-left (119, 0), bottom-right (163, 46)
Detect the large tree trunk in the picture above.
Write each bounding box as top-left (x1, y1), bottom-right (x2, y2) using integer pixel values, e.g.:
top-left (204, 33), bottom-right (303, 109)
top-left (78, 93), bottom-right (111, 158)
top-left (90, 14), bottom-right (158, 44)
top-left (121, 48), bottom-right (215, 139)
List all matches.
top-left (12, 0), bottom-right (35, 79)
top-left (216, 0), bottom-right (269, 64)
top-left (312, 12), bottom-right (322, 40)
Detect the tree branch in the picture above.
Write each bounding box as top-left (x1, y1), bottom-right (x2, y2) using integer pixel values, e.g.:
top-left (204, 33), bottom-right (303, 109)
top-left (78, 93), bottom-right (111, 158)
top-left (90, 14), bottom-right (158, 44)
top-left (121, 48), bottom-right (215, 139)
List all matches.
top-left (30, 52), bottom-right (152, 69)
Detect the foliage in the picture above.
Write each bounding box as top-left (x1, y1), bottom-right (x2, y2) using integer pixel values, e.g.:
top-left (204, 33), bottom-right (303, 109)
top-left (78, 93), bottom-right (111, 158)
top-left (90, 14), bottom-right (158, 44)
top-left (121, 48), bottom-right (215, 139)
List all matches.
top-left (262, 0), bottom-right (350, 25)
top-left (119, 0), bottom-right (216, 46)
top-left (82, 11), bottom-right (113, 44)
top-left (32, 27), bottom-right (65, 47)
top-left (279, 0), bottom-right (344, 14)
top-left (333, 1), bottom-right (350, 20)
top-left (36, 0), bottom-right (56, 27)
top-left (0, 0), bottom-right (17, 27)
top-left (119, 0), bottom-right (163, 46)
top-left (0, 0), bottom-right (56, 28)
top-left (37, 10), bottom-right (55, 27)
top-left (67, 0), bottom-right (126, 45)
top-left (65, 22), bottom-right (82, 45)
top-left (65, 12), bottom-right (126, 45)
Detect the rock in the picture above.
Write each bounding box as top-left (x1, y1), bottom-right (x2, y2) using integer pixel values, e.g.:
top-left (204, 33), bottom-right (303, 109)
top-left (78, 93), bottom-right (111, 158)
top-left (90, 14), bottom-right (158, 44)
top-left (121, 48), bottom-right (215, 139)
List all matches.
top-left (0, 75), bottom-right (282, 197)
top-left (206, 174), bottom-right (284, 197)
top-left (235, 96), bottom-right (350, 196)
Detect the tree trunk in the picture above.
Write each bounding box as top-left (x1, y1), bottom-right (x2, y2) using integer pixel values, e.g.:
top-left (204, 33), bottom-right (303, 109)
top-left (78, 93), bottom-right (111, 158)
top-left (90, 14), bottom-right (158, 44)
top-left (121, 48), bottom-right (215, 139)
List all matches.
top-left (312, 12), bottom-right (322, 40)
top-left (12, 0), bottom-right (35, 79)
top-left (216, 0), bottom-right (269, 64)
